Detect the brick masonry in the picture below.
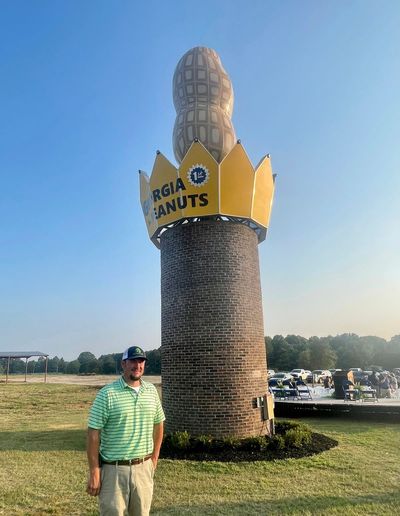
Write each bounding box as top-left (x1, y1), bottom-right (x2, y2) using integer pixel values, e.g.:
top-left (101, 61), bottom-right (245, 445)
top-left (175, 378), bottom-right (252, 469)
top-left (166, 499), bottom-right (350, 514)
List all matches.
top-left (160, 220), bottom-right (271, 438)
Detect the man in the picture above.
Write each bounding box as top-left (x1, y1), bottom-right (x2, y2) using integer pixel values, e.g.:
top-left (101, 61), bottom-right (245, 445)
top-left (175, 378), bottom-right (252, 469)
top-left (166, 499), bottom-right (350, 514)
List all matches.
top-left (86, 346), bottom-right (165, 515)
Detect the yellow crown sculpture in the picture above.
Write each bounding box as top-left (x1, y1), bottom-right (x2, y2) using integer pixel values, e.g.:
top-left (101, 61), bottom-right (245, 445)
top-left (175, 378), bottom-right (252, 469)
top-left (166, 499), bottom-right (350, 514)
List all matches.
top-left (140, 139), bottom-right (275, 248)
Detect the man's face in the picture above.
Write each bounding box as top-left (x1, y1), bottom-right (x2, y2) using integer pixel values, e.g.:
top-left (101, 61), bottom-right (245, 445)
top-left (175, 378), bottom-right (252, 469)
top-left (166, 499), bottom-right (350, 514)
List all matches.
top-left (122, 358), bottom-right (146, 384)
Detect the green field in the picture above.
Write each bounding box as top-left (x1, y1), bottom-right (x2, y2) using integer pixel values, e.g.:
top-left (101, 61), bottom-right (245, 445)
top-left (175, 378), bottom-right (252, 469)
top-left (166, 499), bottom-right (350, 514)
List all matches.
top-left (1, 383), bottom-right (399, 515)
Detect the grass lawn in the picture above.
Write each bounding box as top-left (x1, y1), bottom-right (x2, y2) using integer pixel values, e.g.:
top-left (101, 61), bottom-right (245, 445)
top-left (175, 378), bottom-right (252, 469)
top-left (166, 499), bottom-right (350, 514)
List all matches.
top-left (1, 383), bottom-right (399, 515)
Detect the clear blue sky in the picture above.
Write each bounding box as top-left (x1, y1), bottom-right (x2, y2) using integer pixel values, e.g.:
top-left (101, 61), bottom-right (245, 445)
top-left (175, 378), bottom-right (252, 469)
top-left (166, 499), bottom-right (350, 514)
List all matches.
top-left (1, 0), bottom-right (399, 361)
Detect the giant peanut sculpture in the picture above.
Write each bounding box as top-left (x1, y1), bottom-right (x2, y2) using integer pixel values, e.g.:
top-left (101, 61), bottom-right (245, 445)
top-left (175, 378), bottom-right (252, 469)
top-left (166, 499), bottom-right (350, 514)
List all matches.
top-left (140, 47), bottom-right (276, 438)
top-left (172, 47), bottom-right (236, 164)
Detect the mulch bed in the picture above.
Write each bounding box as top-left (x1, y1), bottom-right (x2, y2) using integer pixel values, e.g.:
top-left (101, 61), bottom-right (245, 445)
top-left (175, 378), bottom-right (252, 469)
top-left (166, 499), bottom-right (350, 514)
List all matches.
top-left (160, 432), bottom-right (338, 462)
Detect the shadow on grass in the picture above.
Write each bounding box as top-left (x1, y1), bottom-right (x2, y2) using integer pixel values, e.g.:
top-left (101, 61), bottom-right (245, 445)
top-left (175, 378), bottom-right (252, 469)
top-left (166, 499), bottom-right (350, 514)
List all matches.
top-left (0, 430), bottom-right (86, 451)
top-left (153, 491), bottom-right (400, 515)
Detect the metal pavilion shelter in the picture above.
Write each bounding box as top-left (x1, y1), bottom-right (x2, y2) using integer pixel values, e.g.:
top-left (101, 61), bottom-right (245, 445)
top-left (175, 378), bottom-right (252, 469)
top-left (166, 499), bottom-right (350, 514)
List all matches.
top-left (0, 351), bottom-right (49, 384)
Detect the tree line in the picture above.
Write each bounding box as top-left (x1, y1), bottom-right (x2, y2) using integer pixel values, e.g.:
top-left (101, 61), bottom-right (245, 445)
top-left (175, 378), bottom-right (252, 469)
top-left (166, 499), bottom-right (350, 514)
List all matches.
top-left (266, 333), bottom-right (400, 371)
top-left (0, 349), bottom-right (161, 375)
top-left (1, 334), bottom-right (399, 376)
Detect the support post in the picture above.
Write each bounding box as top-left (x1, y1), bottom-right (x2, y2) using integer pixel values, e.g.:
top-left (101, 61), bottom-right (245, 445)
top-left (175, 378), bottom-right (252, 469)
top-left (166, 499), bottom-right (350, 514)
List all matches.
top-left (6, 356), bottom-right (10, 384)
top-left (44, 356), bottom-right (48, 383)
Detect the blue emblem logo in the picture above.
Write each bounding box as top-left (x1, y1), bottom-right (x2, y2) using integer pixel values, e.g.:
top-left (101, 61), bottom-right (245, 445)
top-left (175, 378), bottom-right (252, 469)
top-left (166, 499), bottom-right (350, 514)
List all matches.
top-left (187, 164), bottom-right (209, 187)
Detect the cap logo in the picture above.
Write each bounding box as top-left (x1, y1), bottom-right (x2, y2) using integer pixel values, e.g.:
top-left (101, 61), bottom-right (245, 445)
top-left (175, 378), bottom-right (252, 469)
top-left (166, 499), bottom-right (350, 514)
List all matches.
top-left (122, 346), bottom-right (146, 361)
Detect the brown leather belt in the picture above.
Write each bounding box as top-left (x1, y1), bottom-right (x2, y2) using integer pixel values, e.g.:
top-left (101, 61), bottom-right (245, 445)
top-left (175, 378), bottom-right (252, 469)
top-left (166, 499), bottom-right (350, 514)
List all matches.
top-left (103, 454), bottom-right (152, 466)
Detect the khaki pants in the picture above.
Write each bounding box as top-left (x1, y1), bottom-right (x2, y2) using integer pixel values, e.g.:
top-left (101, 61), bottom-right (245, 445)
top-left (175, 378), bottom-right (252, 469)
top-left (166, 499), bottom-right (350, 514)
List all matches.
top-left (99, 460), bottom-right (154, 516)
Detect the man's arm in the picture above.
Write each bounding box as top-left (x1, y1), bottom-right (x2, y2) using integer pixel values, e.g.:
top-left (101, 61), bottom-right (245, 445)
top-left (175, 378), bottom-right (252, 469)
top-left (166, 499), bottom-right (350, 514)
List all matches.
top-left (86, 428), bottom-right (101, 496)
top-left (151, 421), bottom-right (164, 469)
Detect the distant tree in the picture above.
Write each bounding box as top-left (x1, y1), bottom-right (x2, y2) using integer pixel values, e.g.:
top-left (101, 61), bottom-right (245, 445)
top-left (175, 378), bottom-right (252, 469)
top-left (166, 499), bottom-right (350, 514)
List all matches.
top-left (27, 360), bottom-right (36, 373)
top-left (98, 355), bottom-right (118, 374)
top-left (377, 335), bottom-right (400, 369)
top-left (355, 337), bottom-right (379, 369)
top-left (47, 356), bottom-right (60, 373)
top-left (77, 352), bottom-right (96, 364)
top-left (308, 337), bottom-right (336, 370)
top-left (285, 335), bottom-right (308, 349)
top-left (265, 335), bottom-right (284, 369)
top-left (297, 348), bottom-right (312, 370)
top-left (265, 336), bottom-right (273, 369)
top-left (330, 334), bottom-right (361, 369)
top-left (267, 335), bottom-right (296, 371)
top-left (58, 358), bottom-right (66, 373)
top-left (34, 357), bottom-right (47, 373)
top-left (114, 353), bottom-right (123, 373)
top-left (145, 349), bottom-right (161, 375)
top-left (285, 335), bottom-right (309, 368)
top-left (10, 359), bottom-right (25, 374)
top-left (361, 336), bottom-right (387, 348)
top-left (80, 359), bottom-right (99, 374)
top-left (66, 360), bottom-right (80, 374)
top-left (77, 352), bottom-right (98, 373)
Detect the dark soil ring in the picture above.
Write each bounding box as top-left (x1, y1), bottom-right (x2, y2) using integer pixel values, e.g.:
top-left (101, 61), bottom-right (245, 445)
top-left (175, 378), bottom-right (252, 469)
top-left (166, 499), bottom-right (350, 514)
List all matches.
top-left (160, 432), bottom-right (338, 462)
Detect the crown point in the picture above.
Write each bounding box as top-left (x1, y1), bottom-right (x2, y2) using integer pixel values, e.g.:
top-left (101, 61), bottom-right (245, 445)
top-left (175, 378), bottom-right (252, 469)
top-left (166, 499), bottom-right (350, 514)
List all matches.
top-left (156, 150), bottom-right (161, 155)
top-left (194, 137), bottom-right (199, 143)
top-left (267, 153), bottom-right (271, 158)
top-left (237, 139), bottom-right (241, 144)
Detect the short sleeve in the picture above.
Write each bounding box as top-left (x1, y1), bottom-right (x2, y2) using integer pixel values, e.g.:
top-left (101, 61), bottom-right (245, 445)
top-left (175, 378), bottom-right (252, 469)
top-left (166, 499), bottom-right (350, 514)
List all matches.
top-left (88, 388), bottom-right (109, 429)
top-left (153, 389), bottom-right (165, 424)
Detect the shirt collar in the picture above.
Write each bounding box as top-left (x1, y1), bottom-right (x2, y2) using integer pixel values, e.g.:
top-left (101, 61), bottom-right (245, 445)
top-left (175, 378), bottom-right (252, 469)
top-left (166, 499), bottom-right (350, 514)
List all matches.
top-left (119, 376), bottom-right (147, 390)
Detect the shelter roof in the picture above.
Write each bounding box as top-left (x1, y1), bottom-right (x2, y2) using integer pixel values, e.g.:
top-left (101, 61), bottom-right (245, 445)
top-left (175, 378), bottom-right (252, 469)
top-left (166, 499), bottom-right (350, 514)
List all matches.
top-left (0, 351), bottom-right (48, 359)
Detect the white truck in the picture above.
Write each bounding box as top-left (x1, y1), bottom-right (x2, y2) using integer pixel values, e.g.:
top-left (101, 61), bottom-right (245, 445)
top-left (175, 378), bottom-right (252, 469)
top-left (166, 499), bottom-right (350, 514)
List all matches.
top-left (289, 369), bottom-right (308, 380)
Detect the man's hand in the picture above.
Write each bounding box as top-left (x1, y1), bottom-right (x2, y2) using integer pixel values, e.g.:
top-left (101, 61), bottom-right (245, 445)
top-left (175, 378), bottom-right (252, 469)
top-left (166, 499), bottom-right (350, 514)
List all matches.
top-left (86, 467), bottom-right (101, 497)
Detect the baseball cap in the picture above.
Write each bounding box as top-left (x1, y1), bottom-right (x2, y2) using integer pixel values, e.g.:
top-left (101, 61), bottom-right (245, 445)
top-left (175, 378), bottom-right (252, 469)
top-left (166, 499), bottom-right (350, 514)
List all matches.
top-left (122, 346), bottom-right (147, 361)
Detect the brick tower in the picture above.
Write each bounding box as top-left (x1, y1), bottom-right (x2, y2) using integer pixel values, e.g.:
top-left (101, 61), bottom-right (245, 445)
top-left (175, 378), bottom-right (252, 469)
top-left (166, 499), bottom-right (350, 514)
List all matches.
top-left (139, 47), bottom-right (275, 438)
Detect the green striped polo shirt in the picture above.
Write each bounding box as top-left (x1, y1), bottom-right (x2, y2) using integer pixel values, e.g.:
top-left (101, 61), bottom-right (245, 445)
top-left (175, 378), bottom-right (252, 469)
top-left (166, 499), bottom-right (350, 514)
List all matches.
top-left (88, 377), bottom-right (165, 461)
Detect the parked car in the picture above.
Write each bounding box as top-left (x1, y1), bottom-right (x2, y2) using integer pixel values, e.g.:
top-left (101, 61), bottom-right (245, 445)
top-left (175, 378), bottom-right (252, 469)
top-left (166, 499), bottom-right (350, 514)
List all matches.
top-left (289, 369), bottom-right (308, 380)
top-left (270, 372), bottom-right (293, 381)
top-left (267, 369), bottom-right (275, 378)
top-left (329, 368), bottom-right (342, 375)
top-left (269, 372), bottom-right (294, 388)
top-left (306, 370), bottom-right (332, 383)
top-left (268, 373), bottom-right (293, 386)
top-left (268, 378), bottom-right (282, 387)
